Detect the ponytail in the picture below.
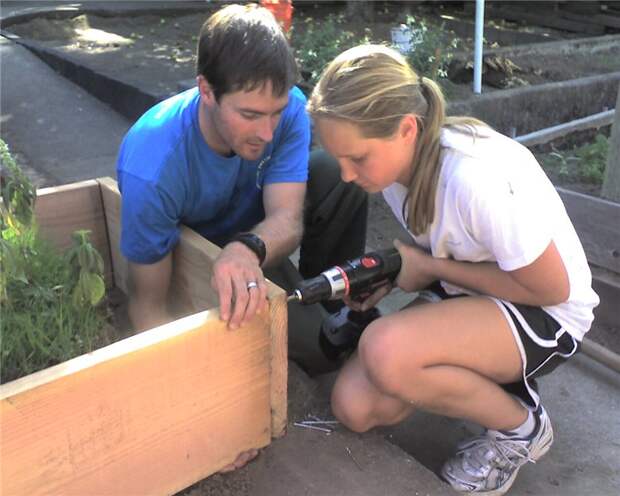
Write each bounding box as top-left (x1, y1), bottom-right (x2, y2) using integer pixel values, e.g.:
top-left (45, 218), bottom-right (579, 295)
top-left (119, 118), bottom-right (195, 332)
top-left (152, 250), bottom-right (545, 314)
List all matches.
top-left (402, 77), bottom-right (445, 235)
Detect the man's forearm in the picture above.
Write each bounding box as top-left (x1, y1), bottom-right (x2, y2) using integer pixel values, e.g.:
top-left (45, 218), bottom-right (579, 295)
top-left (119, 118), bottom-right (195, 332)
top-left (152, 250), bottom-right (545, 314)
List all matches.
top-left (127, 255), bottom-right (174, 331)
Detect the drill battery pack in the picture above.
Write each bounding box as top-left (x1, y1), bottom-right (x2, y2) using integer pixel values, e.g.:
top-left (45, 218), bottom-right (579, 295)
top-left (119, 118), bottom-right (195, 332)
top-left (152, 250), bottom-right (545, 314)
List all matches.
top-left (319, 306), bottom-right (382, 361)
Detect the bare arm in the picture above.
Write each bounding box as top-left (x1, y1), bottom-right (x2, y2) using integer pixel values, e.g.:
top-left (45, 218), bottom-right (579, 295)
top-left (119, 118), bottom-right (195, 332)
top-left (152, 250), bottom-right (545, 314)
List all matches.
top-left (252, 181), bottom-right (306, 265)
top-left (127, 252), bottom-right (173, 332)
top-left (394, 239), bottom-right (570, 306)
top-left (213, 182), bottom-right (306, 328)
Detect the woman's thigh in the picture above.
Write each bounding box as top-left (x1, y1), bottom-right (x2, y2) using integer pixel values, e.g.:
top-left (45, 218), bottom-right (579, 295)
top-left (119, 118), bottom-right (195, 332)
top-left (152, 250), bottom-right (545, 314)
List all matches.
top-left (360, 296), bottom-right (523, 385)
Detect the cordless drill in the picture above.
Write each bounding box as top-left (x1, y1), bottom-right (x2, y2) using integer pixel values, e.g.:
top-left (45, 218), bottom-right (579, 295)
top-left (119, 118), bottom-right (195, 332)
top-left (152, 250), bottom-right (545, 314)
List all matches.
top-left (288, 247), bottom-right (402, 360)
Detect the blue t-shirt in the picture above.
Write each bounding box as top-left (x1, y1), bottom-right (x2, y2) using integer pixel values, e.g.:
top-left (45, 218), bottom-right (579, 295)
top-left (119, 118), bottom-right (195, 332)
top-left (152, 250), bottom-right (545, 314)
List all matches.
top-left (117, 86), bottom-right (310, 264)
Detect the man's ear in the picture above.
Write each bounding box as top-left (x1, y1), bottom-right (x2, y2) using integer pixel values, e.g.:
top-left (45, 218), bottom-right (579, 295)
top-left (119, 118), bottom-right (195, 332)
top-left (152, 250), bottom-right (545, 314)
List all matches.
top-left (197, 75), bottom-right (216, 106)
top-left (399, 114), bottom-right (418, 143)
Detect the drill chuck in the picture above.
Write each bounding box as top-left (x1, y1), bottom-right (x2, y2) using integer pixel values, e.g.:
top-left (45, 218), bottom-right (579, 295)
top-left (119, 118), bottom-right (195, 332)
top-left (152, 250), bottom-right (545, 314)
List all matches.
top-left (291, 247), bottom-right (401, 305)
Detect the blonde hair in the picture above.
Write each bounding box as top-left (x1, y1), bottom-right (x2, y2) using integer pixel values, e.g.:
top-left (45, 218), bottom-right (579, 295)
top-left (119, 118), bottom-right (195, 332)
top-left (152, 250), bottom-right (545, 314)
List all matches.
top-left (307, 44), bottom-right (485, 235)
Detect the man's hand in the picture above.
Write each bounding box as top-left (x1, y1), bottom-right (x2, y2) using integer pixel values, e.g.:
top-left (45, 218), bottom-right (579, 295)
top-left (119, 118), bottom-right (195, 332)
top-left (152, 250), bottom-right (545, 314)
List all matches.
top-left (211, 242), bottom-right (268, 329)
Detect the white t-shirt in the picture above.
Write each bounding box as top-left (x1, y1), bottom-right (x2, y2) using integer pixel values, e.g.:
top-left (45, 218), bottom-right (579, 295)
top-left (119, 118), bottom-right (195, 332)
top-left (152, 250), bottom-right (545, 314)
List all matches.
top-left (382, 126), bottom-right (599, 340)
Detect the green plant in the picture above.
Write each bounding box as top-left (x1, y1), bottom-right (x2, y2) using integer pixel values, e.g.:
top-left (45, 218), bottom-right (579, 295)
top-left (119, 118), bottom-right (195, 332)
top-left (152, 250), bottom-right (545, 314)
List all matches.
top-left (574, 133), bottom-right (608, 184)
top-left (537, 134), bottom-right (608, 185)
top-left (538, 144), bottom-right (572, 179)
top-left (293, 14), bottom-right (372, 86)
top-left (404, 16), bottom-right (460, 81)
top-left (1, 139), bottom-right (109, 383)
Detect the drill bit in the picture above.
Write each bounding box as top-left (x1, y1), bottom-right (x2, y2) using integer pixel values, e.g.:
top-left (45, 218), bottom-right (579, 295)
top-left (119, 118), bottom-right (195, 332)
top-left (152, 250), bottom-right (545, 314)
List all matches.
top-left (287, 290), bottom-right (301, 302)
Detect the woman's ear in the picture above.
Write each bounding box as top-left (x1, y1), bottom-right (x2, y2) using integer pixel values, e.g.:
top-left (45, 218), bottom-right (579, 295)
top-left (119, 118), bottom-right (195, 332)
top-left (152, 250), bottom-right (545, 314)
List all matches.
top-left (399, 114), bottom-right (418, 143)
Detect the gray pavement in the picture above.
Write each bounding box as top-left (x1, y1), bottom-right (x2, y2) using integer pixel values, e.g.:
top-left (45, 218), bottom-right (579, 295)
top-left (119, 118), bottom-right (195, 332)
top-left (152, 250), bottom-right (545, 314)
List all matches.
top-left (0, 36), bottom-right (129, 186)
top-left (1, 3), bottom-right (619, 496)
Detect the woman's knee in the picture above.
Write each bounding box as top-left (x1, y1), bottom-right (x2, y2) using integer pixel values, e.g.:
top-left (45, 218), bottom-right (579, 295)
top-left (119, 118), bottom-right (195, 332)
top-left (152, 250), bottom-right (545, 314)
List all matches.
top-left (358, 319), bottom-right (423, 397)
top-left (330, 370), bottom-right (375, 433)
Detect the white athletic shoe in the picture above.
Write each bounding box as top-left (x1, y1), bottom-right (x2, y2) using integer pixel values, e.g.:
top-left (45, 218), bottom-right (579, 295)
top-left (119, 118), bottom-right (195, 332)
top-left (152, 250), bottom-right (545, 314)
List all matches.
top-left (440, 405), bottom-right (553, 495)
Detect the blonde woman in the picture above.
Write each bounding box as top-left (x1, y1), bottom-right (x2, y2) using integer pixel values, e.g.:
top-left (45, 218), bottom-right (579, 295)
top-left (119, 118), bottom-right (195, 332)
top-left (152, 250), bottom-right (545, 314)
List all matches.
top-left (307, 45), bottom-right (599, 495)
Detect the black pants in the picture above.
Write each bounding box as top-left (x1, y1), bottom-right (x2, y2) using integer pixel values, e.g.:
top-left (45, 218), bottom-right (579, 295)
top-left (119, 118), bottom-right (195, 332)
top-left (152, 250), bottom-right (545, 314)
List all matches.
top-left (265, 149), bottom-right (368, 375)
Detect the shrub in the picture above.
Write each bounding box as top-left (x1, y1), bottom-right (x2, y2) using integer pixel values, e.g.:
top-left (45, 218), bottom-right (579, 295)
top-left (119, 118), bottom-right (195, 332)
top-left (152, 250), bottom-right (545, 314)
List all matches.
top-left (293, 14), bottom-right (372, 87)
top-left (404, 16), bottom-right (460, 82)
top-left (575, 133), bottom-right (608, 184)
top-left (537, 134), bottom-right (608, 186)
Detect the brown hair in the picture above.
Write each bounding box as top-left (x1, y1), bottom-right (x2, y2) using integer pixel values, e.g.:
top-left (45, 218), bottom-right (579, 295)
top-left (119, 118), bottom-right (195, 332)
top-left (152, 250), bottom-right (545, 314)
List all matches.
top-left (307, 44), bottom-right (485, 235)
top-left (196, 4), bottom-right (298, 100)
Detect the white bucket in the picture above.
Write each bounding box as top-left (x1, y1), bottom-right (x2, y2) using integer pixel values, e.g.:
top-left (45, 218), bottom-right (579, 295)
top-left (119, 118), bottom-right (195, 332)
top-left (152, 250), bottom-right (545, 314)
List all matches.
top-left (391, 25), bottom-right (413, 54)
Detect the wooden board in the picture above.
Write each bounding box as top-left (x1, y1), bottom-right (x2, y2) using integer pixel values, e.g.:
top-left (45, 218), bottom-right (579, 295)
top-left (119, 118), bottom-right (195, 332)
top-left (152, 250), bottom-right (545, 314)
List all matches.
top-left (591, 265), bottom-right (620, 328)
top-left (98, 177), bottom-right (289, 436)
top-left (97, 177), bottom-right (221, 311)
top-left (0, 310), bottom-right (272, 496)
top-left (35, 179), bottom-right (113, 285)
top-left (2, 178), bottom-right (289, 494)
top-left (557, 187), bottom-right (620, 274)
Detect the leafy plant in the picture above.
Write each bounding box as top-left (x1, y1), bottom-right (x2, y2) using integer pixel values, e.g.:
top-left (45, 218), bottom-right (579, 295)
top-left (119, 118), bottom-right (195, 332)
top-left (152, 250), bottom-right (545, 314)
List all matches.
top-left (574, 133), bottom-right (608, 184)
top-left (538, 144), bottom-right (573, 179)
top-left (404, 16), bottom-right (460, 81)
top-left (537, 134), bottom-right (608, 185)
top-left (1, 139), bottom-right (110, 383)
top-left (293, 14), bottom-right (372, 86)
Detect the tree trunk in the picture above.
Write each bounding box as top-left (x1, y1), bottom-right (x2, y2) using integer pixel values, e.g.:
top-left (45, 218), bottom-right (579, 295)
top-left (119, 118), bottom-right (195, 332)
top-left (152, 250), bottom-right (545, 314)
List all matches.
top-left (602, 85), bottom-right (620, 202)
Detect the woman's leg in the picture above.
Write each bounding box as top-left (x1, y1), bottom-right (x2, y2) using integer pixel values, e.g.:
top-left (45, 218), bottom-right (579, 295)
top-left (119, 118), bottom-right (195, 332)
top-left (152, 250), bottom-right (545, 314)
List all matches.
top-left (331, 296), bottom-right (527, 433)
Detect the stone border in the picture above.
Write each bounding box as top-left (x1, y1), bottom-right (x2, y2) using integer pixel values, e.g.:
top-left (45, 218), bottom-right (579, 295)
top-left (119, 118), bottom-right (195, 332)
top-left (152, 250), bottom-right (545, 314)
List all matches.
top-left (448, 72), bottom-right (620, 135)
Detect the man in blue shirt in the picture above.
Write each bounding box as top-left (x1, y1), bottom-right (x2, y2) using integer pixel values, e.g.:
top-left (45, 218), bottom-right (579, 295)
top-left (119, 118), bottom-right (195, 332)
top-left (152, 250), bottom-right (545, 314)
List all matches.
top-left (118, 4), bottom-right (312, 331)
top-left (117, 4), bottom-right (367, 470)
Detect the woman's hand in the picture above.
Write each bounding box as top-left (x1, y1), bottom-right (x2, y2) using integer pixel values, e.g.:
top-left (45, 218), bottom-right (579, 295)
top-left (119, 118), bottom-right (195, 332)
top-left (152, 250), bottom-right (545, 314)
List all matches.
top-left (393, 239), bottom-right (436, 292)
top-left (343, 281), bottom-right (393, 312)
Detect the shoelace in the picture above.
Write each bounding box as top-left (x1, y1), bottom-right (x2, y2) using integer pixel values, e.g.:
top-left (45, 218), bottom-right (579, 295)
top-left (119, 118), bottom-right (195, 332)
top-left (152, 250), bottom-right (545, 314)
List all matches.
top-left (458, 434), bottom-right (536, 475)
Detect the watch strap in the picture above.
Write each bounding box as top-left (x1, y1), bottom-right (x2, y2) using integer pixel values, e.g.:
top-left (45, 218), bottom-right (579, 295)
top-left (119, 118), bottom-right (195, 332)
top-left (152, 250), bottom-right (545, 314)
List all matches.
top-left (230, 232), bottom-right (266, 266)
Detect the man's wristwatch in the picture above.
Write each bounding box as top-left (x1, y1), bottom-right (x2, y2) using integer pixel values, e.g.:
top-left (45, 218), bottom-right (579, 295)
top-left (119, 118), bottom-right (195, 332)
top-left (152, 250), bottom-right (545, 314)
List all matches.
top-left (229, 232), bottom-right (267, 266)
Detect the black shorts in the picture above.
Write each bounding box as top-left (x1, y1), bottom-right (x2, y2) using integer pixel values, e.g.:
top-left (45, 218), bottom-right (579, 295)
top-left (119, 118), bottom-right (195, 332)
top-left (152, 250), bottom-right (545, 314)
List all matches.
top-left (419, 283), bottom-right (581, 409)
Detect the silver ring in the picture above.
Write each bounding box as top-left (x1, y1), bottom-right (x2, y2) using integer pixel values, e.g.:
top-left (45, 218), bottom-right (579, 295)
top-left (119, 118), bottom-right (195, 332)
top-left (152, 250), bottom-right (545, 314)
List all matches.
top-left (247, 281), bottom-right (258, 290)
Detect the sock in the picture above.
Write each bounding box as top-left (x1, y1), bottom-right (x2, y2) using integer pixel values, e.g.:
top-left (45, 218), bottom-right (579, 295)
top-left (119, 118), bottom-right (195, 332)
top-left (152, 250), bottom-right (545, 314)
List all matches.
top-left (504, 408), bottom-right (536, 438)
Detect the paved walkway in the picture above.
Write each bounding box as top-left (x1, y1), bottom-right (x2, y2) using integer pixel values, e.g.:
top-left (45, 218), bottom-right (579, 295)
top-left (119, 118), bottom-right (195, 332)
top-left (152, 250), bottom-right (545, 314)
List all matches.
top-left (1, 36), bottom-right (129, 185)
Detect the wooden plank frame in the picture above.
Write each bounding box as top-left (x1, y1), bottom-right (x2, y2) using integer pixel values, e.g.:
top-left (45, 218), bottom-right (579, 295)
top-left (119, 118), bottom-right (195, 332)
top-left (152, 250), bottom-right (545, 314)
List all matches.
top-left (557, 187), bottom-right (620, 275)
top-left (557, 187), bottom-right (620, 328)
top-left (1, 178), bottom-right (288, 496)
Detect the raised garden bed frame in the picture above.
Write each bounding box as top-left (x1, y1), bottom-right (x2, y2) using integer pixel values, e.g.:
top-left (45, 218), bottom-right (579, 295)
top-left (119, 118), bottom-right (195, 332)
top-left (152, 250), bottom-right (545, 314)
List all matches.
top-left (0, 178), bottom-right (288, 496)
